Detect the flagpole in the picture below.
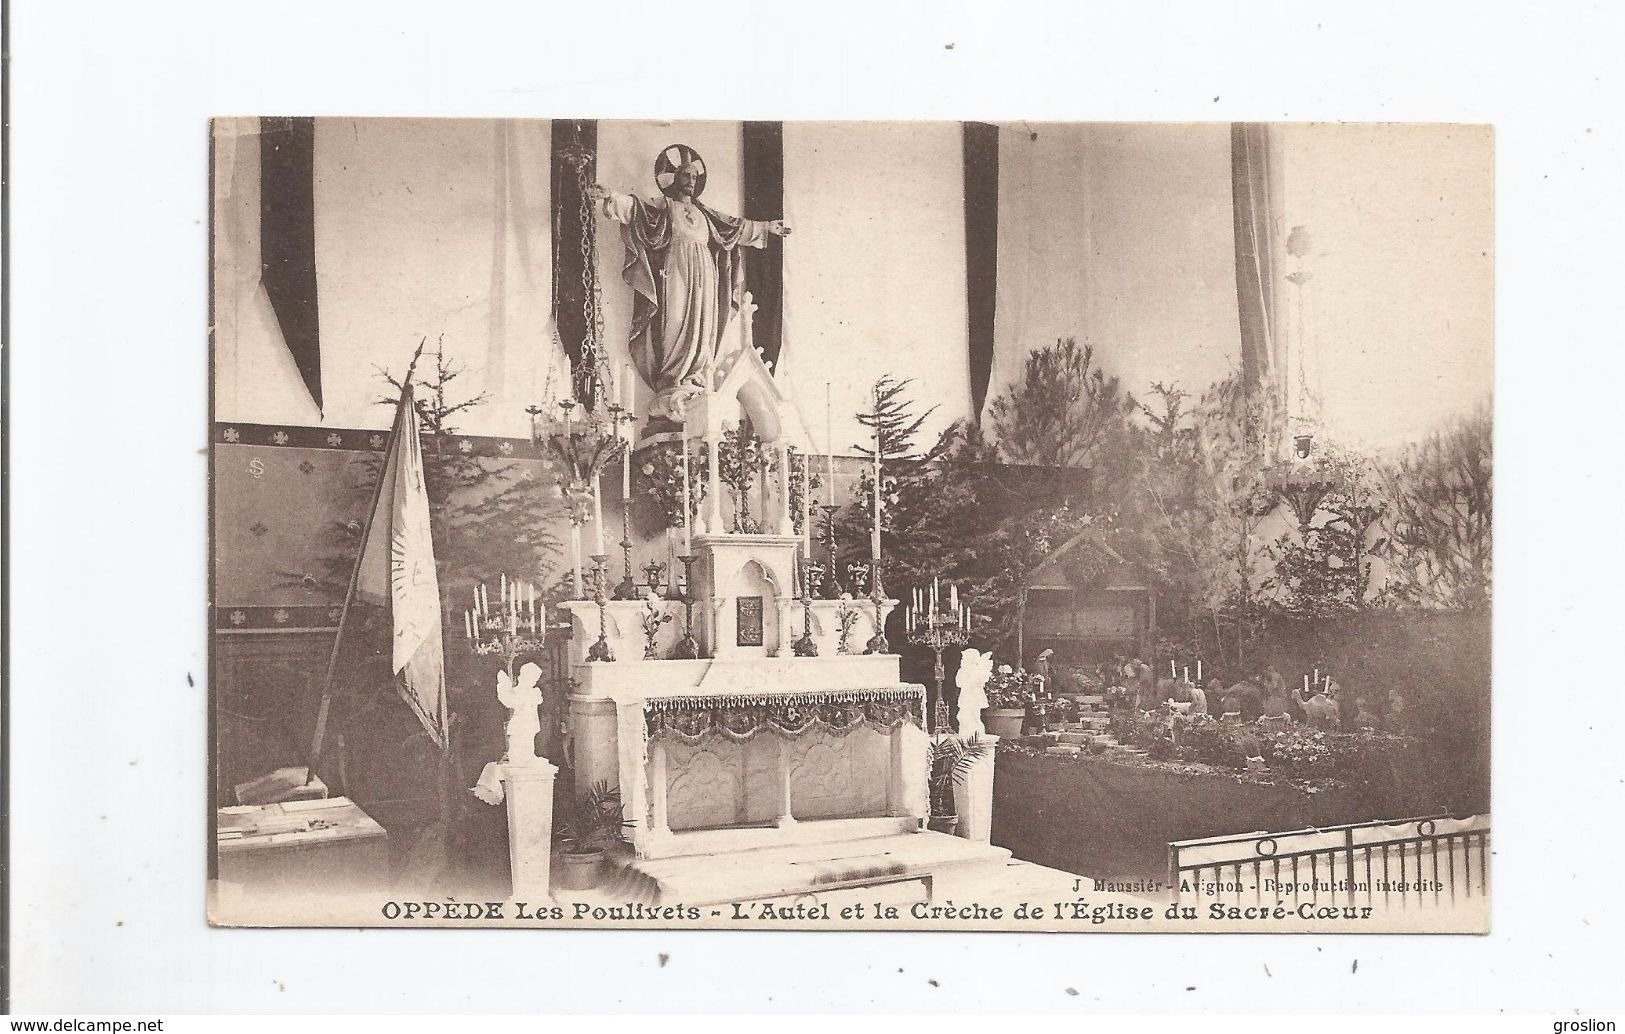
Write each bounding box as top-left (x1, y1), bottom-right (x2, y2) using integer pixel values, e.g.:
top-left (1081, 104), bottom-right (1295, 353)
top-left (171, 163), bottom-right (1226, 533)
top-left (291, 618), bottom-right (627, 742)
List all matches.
top-left (305, 384), bottom-right (412, 786)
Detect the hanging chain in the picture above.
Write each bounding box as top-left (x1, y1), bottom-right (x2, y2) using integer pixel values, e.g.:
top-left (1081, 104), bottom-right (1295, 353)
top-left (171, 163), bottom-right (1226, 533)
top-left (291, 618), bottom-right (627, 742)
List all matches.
top-left (568, 138), bottom-right (611, 410)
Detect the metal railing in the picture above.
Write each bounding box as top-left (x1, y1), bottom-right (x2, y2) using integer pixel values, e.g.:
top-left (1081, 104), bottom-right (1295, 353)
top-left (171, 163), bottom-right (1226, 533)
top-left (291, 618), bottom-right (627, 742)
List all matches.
top-left (1168, 814), bottom-right (1489, 910)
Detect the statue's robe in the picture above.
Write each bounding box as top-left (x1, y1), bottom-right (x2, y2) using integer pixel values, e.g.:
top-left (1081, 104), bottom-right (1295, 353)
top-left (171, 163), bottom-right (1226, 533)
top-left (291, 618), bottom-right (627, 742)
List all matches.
top-left (602, 192), bottom-right (773, 410)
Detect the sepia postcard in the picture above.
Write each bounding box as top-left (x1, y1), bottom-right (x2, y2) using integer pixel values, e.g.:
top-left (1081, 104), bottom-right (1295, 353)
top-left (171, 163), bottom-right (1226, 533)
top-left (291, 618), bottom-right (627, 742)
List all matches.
top-left (208, 117), bottom-right (1491, 932)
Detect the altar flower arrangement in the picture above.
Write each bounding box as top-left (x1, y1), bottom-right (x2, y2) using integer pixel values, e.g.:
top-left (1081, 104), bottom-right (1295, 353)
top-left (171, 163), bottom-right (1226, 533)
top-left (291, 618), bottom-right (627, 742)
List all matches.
top-left (787, 447), bottom-right (823, 536)
top-left (637, 444), bottom-right (709, 530)
top-left (835, 593), bottom-right (860, 654)
top-left (640, 590), bottom-right (673, 660)
top-left (717, 424), bottom-right (777, 533)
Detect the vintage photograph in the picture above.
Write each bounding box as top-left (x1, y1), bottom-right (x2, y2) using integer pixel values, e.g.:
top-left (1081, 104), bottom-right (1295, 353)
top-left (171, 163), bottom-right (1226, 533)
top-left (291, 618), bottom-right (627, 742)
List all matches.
top-left (208, 118), bottom-right (1491, 931)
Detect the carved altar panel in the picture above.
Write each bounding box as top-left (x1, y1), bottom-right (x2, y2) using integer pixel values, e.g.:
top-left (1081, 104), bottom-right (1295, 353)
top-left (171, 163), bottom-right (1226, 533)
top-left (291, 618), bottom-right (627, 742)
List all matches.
top-left (664, 740), bottom-right (744, 831)
top-left (788, 727), bottom-right (890, 820)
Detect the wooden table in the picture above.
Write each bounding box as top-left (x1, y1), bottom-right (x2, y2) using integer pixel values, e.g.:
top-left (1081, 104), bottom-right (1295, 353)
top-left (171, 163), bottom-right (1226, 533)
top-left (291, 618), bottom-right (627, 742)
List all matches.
top-left (217, 796), bottom-right (389, 895)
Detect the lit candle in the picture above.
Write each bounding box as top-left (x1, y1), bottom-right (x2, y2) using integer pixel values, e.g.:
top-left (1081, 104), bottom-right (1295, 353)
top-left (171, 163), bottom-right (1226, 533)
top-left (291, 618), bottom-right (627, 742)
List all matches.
top-left (1314, 667), bottom-right (1320, 685)
top-left (1303, 674), bottom-right (1310, 692)
top-left (500, 573), bottom-right (507, 603)
top-left (473, 587), bottom-right (480, 619)
top-left (464, 611), bottom-right (473, 640)
top-left (1183, 666), bottom-right (1189, 683)
top-left (1197, 660), bottom-right (1203, 682)
top-left (625, 364), bottom-right (636, 414)
top-left (950, 583), bottom-right (958, 611)
top-left (1170, 659), bottom-right (1176, 678)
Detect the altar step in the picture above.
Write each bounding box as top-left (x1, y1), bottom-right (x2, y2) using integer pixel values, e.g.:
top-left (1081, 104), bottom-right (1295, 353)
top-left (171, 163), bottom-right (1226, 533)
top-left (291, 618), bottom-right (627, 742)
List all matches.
top-left (610, 830), bottom-right (1014, 908)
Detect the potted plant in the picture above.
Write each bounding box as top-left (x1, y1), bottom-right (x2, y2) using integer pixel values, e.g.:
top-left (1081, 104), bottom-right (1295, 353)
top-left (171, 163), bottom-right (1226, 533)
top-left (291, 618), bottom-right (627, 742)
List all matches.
top-left (982, 665), bottom-right (1032, 739)
top-left (927, 734), bottom-right (993, 836)
top-left (554, 780), bottom-right (631, 890)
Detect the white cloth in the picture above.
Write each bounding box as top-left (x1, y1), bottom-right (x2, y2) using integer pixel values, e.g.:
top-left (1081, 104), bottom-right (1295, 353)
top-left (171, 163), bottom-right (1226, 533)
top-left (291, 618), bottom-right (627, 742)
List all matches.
top-left (471, 762), bottom-right (506, 806)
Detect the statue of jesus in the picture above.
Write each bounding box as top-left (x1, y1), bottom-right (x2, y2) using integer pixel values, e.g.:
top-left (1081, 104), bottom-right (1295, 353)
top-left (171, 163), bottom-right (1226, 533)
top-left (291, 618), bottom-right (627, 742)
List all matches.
top-left (587, 144), bottom-right (791, 422)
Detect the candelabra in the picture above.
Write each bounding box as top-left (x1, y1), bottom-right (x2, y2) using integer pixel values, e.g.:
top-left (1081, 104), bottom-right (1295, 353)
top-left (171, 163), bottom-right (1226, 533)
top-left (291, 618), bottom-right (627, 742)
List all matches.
top-left (670, 554), bottom-right (701, 659)
top-left (528, 387), bottom-right (622, 602)
top-left (818, 503), bottom-right (842, 599)
top-left (463, 578), bottom-right (547, 680)
top-left (585, 554), bottom-right (615, 662)
top-left (789, 554), bottom-right (818, 657)
top-left (906, 580), bottom-right (973, 734)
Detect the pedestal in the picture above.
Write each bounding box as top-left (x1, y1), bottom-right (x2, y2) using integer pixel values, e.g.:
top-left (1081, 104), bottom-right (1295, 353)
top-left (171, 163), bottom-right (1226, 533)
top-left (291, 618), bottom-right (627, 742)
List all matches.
top-left (502, 759), bottom-right (559, 901)
top-left (951, 735), bottom-right (999, 843)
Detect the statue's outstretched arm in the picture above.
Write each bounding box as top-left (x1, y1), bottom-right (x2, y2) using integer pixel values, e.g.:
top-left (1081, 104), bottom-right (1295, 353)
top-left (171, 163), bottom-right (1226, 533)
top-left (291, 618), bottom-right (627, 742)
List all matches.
top-left (584, 183), bottom-right (637, 225)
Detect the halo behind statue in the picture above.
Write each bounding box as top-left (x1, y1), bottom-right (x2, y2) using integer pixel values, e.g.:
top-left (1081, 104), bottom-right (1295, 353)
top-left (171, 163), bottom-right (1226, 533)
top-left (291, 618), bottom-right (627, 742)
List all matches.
top-left (655, 143), bottom-right (708, 200)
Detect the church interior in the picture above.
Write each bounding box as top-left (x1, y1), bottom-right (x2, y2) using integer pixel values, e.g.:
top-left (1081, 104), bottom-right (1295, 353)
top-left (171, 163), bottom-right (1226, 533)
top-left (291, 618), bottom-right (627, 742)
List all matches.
top-left (210, 117), bottom-right (1491, 924)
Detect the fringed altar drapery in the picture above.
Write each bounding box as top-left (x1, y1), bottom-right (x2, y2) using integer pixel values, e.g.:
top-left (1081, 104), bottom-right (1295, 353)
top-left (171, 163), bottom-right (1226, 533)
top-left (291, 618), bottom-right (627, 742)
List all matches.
top-left (644, 688), bottom-right (925, 746)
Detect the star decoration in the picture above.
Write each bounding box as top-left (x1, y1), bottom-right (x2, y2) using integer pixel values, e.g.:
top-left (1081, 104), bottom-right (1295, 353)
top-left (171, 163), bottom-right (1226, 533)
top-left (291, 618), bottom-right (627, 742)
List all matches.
top-left (326, 433), bottom-right (344, 447)
top-left (369, 434), bottom-right (385, 449)
top-left (272, 430), bottom-right (290, 445)
top-left (459, 440), bottom-right (474, 453)
top-left (229, 610), bottom-right (247, 625)
top-left (499, 441), bottom-right (514, 455)
top-left (249, 522), bottom-right (269, 537)
top-left (223, 428), bottom-right (240, 443)
top-left (298, 460), bottom-right (316, 475)
top-left (272, 609), bottom-right (290, 623)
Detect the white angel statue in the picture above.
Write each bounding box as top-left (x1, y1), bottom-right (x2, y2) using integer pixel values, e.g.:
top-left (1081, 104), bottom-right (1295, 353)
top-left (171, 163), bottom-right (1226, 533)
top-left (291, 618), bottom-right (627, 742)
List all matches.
top-left (957, 648), bottom-right (995, 738)
top-left (497, 661), bottom-right (545, 765)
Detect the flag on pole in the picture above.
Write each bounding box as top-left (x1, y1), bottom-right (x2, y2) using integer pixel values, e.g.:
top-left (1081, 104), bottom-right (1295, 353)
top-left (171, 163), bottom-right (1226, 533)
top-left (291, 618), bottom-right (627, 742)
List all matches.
top-left (355, 383), bottom-right (449, 748)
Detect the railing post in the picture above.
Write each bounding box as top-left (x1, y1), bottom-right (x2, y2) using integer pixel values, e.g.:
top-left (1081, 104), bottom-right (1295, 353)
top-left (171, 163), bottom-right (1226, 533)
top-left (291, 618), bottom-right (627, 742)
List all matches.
top-left (1345, 827), bottom-right (1357, 906)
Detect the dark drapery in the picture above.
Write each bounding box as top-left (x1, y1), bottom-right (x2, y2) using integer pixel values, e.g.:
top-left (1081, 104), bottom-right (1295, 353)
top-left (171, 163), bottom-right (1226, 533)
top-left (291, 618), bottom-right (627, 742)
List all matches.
top-left (259, 116), bottom-right (322, 412)
top-left (550, 119), bottom-right (598, 380)
top-left (742, 121), bottom-right (785, 373)
top-left (963, 122), bottom-right (1000, 421)
top-left (1230, 122), bottom-right (1279, 394)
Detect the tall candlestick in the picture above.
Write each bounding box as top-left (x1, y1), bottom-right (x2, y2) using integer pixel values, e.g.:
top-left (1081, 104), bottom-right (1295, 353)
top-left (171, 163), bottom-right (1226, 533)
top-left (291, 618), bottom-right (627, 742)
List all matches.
top-left (625, 364), bottom-right (636, 414)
